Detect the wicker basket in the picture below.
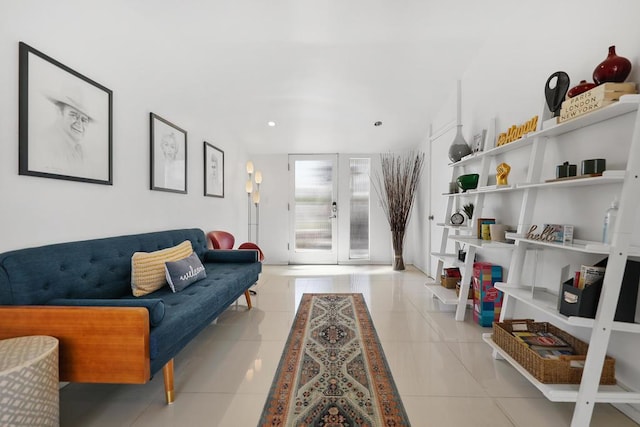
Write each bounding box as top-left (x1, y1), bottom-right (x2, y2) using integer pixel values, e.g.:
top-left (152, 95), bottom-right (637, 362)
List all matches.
top-left (493, 319), bottom-right (616, 384)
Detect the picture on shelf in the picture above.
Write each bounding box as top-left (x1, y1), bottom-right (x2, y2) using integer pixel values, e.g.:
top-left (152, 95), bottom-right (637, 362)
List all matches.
top-left (472, 129), bottom-right (487, 152)
top-left (476, 218), bottom-right (495, 240)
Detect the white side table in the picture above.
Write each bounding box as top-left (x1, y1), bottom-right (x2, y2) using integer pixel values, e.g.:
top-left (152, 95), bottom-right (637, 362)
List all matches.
top-left (0, 336), bottom-right (59, 427)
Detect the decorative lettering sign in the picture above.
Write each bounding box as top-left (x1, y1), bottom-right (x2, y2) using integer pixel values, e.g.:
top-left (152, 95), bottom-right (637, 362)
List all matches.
top-left (526, 224), bottom-right (557, 242)
top-left (496, 115), bottom-right (539, 147)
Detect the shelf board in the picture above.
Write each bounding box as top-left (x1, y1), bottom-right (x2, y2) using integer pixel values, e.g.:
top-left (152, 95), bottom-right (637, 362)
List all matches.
top-left (431, 252), bottom-right (465, 267)
top-left (448, 235), bottom-right (514, 249)
top-left (483, 333), bottom-right (640, 403)
top-left (494, 283), bottom-right (640, 333)
top-left (517, 171), bottom-right (625, 189)
top-left (505, 234), bottom-right (640, 256)
top-left (425, 284), bottom-right (462, 305)
top-left (534, 95), bottom-right (640, 139)
top-left (448, 97), bottom-right (640, 168)
top-left (436, 223), bottom-right (474, 231)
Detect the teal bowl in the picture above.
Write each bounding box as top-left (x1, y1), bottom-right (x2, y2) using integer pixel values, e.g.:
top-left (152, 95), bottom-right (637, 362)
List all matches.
top-left (457, 174), bottom-right (479, 192)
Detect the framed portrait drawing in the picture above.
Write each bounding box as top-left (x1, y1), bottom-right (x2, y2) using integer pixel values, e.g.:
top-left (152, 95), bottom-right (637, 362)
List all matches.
top-left (150, 113), bottom-right (187, 194)
top-left (18, 42), bottom-right (113, 185)
top-left (472, 129), bottom-right (487, 153)
top-left (204, 142), bottom-right (224, 198)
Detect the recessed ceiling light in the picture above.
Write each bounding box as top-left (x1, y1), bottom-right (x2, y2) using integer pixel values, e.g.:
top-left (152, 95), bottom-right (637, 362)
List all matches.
top-left (267, 121), bottom-right (276, 127)
top-left (374, 121), bottom-right (382, 127)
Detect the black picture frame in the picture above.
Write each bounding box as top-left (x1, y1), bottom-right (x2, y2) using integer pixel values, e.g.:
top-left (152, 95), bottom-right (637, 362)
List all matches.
top-left (204, 142), bottom-right (224, 198)
top-left (19, 42), bottom-right (113, 185)
top-left (150, 113), bottom-right (187, 194)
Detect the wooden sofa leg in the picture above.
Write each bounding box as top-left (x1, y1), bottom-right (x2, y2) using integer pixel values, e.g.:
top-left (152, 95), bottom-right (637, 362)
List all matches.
top-left (244, 290), bottom-right (252, 309)
top-left (163, 359), bottom-right (175, 404)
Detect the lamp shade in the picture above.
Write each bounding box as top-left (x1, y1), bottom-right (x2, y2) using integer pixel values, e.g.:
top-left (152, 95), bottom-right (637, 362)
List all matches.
top-left (245, 180), bottom-right (253, 193)
top-left (252, 190), bottom-right (260, 204)
top-left (254, 171), bottom-right (262, 184)
top-left (246, 161), bottom-right (254, 174)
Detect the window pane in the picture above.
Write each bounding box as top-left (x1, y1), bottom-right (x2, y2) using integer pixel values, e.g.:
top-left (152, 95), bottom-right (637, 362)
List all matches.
top-left (349, 158), bottom-right (370, 259)
top-left (295, 160), bottom-right (333, 251)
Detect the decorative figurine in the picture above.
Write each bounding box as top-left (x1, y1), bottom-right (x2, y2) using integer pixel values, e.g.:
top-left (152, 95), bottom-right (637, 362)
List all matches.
top-left (496, 162), bottom-right (511, 186)
top-left (545, 71), bottom-right (570, 117)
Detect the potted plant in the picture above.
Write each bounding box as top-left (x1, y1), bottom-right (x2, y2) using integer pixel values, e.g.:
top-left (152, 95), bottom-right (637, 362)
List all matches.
top-left (372, 151), bottom-right (425, 270)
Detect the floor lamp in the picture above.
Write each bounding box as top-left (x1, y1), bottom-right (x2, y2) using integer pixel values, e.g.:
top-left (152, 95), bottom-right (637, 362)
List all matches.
top-left (245, 161), bottom-right (262, 245)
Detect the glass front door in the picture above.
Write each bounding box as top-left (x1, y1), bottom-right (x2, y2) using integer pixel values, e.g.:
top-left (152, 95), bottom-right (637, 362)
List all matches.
top-left (289, 154), bottom-right (338, 264)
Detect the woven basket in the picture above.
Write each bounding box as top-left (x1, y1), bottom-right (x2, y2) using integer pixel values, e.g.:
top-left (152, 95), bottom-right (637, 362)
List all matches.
top-left (493, 319), bottom-right (616, 384)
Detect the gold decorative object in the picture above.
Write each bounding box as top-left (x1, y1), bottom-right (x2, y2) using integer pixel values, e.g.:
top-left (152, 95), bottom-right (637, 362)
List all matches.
top-left (496, 115), bottom-right (538, 146)
top-left (496, 162), bottom-right (511, 186)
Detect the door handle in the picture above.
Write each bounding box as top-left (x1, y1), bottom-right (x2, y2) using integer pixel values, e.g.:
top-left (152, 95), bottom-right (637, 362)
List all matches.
top-left (330, 201), bottom-right (337, 219)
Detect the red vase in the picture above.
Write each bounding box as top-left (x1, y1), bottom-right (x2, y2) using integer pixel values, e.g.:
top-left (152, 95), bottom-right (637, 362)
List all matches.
top-left (593, 45), bottom-right (632, 85)
top-left (567, 80), bottom-right (597, 98)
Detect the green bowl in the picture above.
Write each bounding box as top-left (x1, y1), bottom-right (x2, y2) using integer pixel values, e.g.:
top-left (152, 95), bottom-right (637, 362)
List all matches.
top-left (457, 174), bottom-right (479, 192)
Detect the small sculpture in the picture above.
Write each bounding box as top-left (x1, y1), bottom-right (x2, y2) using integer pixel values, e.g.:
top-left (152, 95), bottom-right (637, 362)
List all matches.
top-left (544, 71), bottom-right (570, 117)
top-left (496, 162), bottom-right (511, 186)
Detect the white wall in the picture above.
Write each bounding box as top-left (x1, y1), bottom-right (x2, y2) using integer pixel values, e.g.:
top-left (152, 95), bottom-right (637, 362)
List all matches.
top-left (424, 3), bottom-right (640, 418)
top-left (0, 3), bottom-right (250, 252)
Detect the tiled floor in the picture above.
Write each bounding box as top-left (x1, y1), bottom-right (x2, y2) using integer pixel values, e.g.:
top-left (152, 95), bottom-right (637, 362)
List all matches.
top-left (60, 265), bottom-right (639, 426)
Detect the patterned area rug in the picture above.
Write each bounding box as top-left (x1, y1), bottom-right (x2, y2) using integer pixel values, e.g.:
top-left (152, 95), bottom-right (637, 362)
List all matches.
top-left (259, 293), bottom-right (410, 426)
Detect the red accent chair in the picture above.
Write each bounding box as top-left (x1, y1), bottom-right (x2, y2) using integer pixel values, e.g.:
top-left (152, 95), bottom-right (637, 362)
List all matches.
top-left (238, 242), bottom-right (264, 295)
top-left (207, 231), bottom-right (235, 250)
top-left (238, 242), bottom-right (265, 262)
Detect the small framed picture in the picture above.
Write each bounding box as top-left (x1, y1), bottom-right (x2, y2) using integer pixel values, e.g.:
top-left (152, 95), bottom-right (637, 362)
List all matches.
top-left (19, 42), bottom-right (113, 185)
top-left (204, 142), bottom-right (224, 197)
top-left (472, 129), bottom-right (487, 153)
top-left (150, 113), bottom-right (187, 194)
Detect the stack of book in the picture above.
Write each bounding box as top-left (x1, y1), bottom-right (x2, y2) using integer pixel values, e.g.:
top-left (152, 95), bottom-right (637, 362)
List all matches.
top-left (512, 331), bottom-right (575, 359)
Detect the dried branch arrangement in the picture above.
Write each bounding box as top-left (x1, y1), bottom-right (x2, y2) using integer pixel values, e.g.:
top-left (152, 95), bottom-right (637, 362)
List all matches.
top-left (372, 151), bottom-right (425, 270)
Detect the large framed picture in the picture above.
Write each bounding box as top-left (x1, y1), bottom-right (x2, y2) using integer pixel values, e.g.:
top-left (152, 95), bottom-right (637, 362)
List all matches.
top-left (204, 142), bottom-right (224, 198)
top-left (19, 42), bottom-right (113, 185)
top-left (150, 113), bottom-right (187, 194)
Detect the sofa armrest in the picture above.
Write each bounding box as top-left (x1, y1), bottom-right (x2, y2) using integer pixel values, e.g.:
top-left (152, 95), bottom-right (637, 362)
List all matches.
top-left (0, 306), bottom-right (150, 384)
top-left (203, 249), bottom-right (258, 263)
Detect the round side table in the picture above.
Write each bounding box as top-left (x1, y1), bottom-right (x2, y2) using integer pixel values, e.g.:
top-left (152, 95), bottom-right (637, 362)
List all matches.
top-left (0, 336), bottom-right (59, 427)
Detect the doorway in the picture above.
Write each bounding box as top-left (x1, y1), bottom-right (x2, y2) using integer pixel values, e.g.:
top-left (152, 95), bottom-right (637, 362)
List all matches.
top-left (288, 154), bottom-right (371, 264)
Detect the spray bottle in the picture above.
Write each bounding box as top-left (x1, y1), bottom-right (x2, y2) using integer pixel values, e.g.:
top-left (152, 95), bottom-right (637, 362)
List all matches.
top-left (602, 198), bottom-right (619, 245)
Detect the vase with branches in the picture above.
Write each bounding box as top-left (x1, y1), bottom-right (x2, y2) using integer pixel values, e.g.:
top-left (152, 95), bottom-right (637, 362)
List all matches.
top-left (372, 151), bottom-right (425, 270)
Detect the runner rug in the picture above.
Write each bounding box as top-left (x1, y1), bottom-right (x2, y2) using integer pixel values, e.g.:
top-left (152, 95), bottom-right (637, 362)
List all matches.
top-left (259, 293), bottom-right (410, 426)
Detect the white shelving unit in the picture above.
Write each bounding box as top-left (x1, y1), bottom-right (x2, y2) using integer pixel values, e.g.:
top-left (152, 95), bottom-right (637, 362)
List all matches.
top-left (427, 115), bottom-right (515, 321)
top-left (483, 96), bottom-right (640, 426)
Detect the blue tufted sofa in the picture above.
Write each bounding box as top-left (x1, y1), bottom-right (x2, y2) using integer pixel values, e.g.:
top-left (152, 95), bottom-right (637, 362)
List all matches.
top-left (0, 228), bottom-right (261, 403)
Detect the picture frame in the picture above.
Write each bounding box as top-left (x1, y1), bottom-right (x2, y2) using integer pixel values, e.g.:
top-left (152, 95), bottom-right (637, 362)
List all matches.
top-left (18, 42), bottom-right (113, 185)
top-left (477, 218), bottom-right (496, 239)
top-left (150, 113), bottom-right (187, 194)
top-left (472, 129), bottom-right (487, 153)
top-left (204, 142), bottom-right (224, 198)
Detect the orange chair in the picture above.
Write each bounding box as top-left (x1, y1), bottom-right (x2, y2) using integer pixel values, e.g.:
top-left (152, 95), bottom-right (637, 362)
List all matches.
top-left (207, 231), bottom-right (235, 250)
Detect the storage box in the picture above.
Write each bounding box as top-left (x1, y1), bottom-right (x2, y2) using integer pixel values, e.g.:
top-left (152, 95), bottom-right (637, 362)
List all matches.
top-left (493, 319), bottom-right (616, 384)
top-left (559, 258), bottom-right (640, 322)
top-left (440, 275), bottom-right (459, 289)
top-left (472, 262), bottom-right (503, 326)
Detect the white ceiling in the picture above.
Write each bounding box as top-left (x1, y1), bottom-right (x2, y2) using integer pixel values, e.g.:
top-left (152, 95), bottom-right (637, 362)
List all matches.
top-left (110, 0), bottom-right (525, 154)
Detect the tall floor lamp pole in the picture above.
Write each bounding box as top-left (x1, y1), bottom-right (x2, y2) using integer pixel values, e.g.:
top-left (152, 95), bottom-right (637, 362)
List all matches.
top-left (246, 161), bottom-right (254, 242)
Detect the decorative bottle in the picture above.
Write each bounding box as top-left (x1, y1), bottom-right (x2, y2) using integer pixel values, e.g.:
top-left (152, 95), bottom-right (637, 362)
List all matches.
top-left (448, 125), bottom-right (472, 163)
top-left (593, 45), bottom-right (632, 85)
top-left (602, 198), bottom-right (619, 244)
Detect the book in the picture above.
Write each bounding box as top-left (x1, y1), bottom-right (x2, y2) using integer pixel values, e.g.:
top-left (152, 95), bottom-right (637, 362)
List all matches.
top-left (513, 331), bottom-right (572, 348)
top-left (577, 265), bottom-right (606, 290)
